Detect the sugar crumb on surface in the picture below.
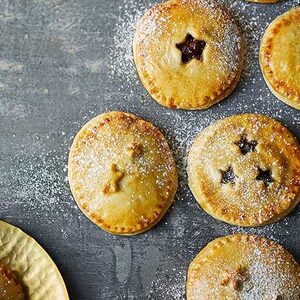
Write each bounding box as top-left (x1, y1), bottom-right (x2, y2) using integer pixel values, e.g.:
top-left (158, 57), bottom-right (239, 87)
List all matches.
top-left (106, 0), bottom-right (300, 297)
top-left (1, 0), bottom-right (300, 298)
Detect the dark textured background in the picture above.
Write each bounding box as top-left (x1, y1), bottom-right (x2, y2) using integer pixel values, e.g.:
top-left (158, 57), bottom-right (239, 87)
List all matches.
top-left (0, 0), bottom-right (299, 299)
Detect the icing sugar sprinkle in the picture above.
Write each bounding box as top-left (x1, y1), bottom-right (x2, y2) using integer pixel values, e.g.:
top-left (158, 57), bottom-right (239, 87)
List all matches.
top-left (1, 0), bottom-right (300, 299)
top-left (108, 0), bottom-right (300, 298)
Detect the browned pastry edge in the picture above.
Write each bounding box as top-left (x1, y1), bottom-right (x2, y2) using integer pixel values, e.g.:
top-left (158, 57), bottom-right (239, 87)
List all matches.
top-left (260, 7), bottom-right (300, 108)
top-left (68, 111), bottom-right (178, 235)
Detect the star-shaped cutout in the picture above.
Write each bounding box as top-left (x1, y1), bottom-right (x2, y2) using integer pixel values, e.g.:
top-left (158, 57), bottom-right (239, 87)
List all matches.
top-left (102, 164), bottom-right (124, 195)
top-left (176, 34), bottom-right (206, 64)
top-left (235, 136), bottom-right (258, 155)
top-left (221, 166), bottom-right (236, 184)
top-left (127, 142), bottom-right (143, 159)
top-left (256, 167), bottom-right (274, 187)
top-left (221, 266), bottom-right (248, 291)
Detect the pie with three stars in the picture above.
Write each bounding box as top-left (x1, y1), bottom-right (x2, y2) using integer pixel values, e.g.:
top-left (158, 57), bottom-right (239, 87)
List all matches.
top-left (186, 234), bottom-right (300, 299)
top-left (188, 114), bottom-right (300, 226)
top-left (0, 220), bottom-right (69, 300)
top-left (68, 111), bottom-right (178, 235)
top-left (260, 6), bottom-right (300, 110)
top-left (133, 0), bottom-right (244, 110)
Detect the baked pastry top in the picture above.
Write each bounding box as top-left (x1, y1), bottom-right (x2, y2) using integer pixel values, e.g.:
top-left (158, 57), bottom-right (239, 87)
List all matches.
top-left (0, 264), bottom-right (24, 300)
top-left (260, 6), bottom-right (300, 109)
top-left (0, 221), bottom-right (69, 300)
top-left (133, 0), bottom-right (244, 110)
top-left (186, 234), bottom-right (300, 300)
top-left (188, 114), bottom-right (300, 226)
top-left (68, 111), bottom-right (178, 235)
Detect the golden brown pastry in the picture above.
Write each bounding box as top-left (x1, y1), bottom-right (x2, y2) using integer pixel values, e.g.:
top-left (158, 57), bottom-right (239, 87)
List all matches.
top-left (0, 220), bottom-right (69, 300)
top-left (260, 6), bottom-right (300, 109)
top-left (0, 264), bottom-right (24, 300)
top-left (133, 0), bottom-right (244, 110)
top-left (68, 111), bottom-right (178, 235)
top-left (187, 234), bottom-right (300, 300)
top-left (188, 114), bottom-right (300, 226)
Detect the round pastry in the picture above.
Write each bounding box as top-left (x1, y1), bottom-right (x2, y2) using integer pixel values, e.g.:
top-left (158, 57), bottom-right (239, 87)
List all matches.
top-left (260, 6), bottom-right (300, 109)
top-left (68, 111), bottom-right (178, 235)
top-left (133, 0), bottom-right (244, 110)
top-left (186, 234), bottom-right (300, 299)
top-left (188, 114), bottom-right (300, 226)
top-left (0, 264), bottom-right (24, 300)
top-left (0, 220), bottom-right (69, 300)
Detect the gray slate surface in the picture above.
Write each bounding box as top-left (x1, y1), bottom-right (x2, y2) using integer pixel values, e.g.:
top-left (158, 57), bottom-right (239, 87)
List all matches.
top-left (0, 0), bottom-right (299, 299)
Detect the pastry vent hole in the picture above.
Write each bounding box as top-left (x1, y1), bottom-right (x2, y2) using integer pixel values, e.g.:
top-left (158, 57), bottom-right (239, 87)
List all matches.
top-left (176, 33), bottom-right (206, 64)
top-left (256, 167), bottom-right (274, 187)
top-left (235, 135), bottom-right (257, 155)
top-left (221, 166), bottom-right (236, 184)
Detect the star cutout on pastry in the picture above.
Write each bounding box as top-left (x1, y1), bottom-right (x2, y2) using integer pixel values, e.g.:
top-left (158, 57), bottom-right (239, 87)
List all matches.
top-left (235, 136), bottom-right (258, 155)
top-left (127, 142), bottom-right (143, 159)
top-left (102, 164), bottom-right (124, 195)
top-left (221, 266), bottom-right (248, 291)
top-left (176, 34), bottom-right (206, 64)
top-left (256, 167), bottom-right (274, 187)
top-left (221, 166), bottom-right (236, 184)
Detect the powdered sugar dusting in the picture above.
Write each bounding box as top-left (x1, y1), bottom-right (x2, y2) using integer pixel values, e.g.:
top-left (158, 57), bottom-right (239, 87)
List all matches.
top-left (1, 0), bottom-right (300, 298)
top-left (243, 239), bottom-right (300, 299)
top-left (189, 235), bottom-right (300, 299)
top-left (109, 1), bottom-right (151, 92)
top-left (68, 112), bottom-right (178, 234)
top-left (188, 114), bottom-right (300, 226)
top-left (0, 139), bottom-right (78, 225)
top-left (109, 0), bottom-right (299, 92)
top-left (106, 0), bottom-right (300, 296)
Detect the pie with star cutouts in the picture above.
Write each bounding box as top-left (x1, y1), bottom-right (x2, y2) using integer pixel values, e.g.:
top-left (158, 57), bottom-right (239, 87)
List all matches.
top-left (186, 234), bottom-right (300, 299)
top-left (187, 114), bottom-right (300, 226)
top-left (260, 6), bottom-right (300, 110)
top-left (68, 111), bottom-right (178, 235)
top-left (133, 0), bottom-right (244, 110)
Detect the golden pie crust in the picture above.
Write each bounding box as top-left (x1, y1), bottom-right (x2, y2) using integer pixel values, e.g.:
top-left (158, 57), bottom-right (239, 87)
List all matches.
top-left (260, 6), bottom-right (300, 109)
top-left (0, 220), bottom-right (69, 300)
top-left (186, 234), bottom-right (300, 299)
top-left (68, 111), bottom-right (178, 235)
top-left (133, 0), bottom-right (244, 110)
top-left (188, 114), bottom-right (300, 226)
top-left (0, 264), bottom-right (24, 300)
